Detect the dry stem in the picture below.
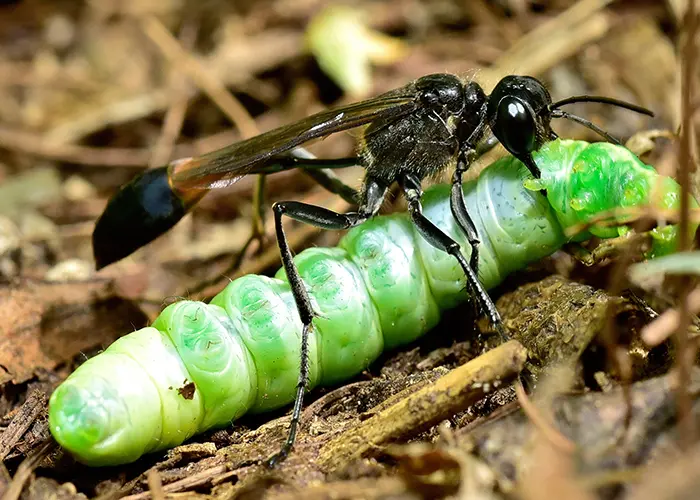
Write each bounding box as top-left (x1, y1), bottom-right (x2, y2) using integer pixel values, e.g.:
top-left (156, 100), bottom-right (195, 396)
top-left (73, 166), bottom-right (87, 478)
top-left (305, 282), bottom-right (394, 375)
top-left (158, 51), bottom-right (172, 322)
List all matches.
top-left (317, 340), bottom-right (528, 471)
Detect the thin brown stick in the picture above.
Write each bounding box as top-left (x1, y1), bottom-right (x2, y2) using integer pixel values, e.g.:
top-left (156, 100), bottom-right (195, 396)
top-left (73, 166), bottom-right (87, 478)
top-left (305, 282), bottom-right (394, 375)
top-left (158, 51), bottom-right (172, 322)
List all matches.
top-left (146, 469), bottom-right (166, 500)
top-left (317, 340), bottom-right (528, 471)
top-left (0, 62), bottom-right (99, 90)
top-left (642, 286), bottom-right (700, 347)
top-left (600, 227), bottom-right (652, 434)
top-left (139, 16), bottom-right (259, 138)
top-left (0, 126), bottom-right (245, 168)
top-left (514, 380), bottom-right (576, 454)
top-left (603, 233), bottom-right (652, 419)
top-left (192, 197), bottom-right (351, 301)
top-left (675, 0), bottom-right (697, 447)
top-left (44, 90), bottom-right (172, 145)
top-left (482, 0), bottom-right (613, 84)
top-left (139, 15), bottom-right (272, 284)
top-left (0, 126), bottom-right (151, 167)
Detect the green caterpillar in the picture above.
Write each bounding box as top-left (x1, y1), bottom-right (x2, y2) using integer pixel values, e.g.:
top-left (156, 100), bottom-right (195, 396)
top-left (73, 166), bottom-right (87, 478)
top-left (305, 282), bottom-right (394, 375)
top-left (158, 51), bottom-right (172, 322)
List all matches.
top-left (48, 140), bottom-right (692, 466)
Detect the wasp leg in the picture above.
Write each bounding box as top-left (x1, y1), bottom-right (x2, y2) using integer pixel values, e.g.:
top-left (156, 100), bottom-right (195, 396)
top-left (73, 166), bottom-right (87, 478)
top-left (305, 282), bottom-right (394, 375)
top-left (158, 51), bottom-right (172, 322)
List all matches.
top-left (451, 152), bottom-right (480, 274)
top-left (286, 149), bottom-right (359, 204)
top-left (235, 172), bottom-right (268, 267)
top-left (448, 129), bottom-right (501, 271)
top-left (448, 130), bottom-right (499, 274)
top-left (302, 168), bottom-right (360, 205)
top-left (475, 134), bottom-right (499, 156)
top-left (191, 160), bottom-right (360, 296)
top-left (450, 152), bottom-right (482, 328)
top-left (253, 155), bottom-right (359, 174)
top-left (401, 174), bottom-right (507, 341)
top-left (187, 174), bottom-right (270, 296)
top-left (267, 179), bottom-right (386, 467)
top-left (255, 149), bottom-right (360, 203)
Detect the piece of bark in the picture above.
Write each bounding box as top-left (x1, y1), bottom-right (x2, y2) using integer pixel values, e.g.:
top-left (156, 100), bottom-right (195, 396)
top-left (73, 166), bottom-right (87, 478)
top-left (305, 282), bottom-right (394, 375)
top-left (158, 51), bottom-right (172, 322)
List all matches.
top-left (0, 391), bottom-right (46, 461)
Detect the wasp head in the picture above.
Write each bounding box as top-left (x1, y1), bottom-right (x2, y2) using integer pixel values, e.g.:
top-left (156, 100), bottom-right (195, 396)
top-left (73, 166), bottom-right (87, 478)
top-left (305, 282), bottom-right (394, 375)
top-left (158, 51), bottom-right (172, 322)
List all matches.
top-left (487, 75), bottom-right (554, 177)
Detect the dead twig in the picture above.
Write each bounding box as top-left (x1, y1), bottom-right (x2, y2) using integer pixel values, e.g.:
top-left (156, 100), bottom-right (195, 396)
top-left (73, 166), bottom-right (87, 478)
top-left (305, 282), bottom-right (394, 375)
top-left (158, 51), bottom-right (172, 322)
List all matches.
top-left (674, 0), bottom-right (698, 447)
top-left (0, 126), bottom-right (151, 167)
top-left (0, 126), bottom-right (244, 169)
top-left (482, 0), bottom-right (613, 84)
top-left (140, 14), bottom-right (274, 291)
top-left (146, 469), bottom-right (165, 500)
top-left (317, 340), bottom-right (528, 471)
top-left (148, 18), bottom-right (200, 168)
top-left (44, 90), bottom-right (172, 145)
top-left (191, 194), bottom-right (350, 301)
top-left (139, 16), bottom-right (259, 137)
top-left (642, 286), bottom-right (700, 346)
top-left (514, 380), bottom-right (576, 454)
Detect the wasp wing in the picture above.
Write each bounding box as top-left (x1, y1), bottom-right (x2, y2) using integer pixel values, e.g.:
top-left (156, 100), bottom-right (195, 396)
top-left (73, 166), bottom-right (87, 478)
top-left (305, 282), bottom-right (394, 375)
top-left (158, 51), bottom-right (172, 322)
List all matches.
top-left (169, 89), bottom-right (419, 190)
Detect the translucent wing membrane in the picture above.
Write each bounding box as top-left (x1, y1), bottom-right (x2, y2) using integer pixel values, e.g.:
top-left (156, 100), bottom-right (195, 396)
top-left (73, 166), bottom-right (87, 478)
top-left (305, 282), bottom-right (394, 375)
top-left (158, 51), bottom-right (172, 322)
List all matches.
top-left (169, 91), bottom-right (418, 190)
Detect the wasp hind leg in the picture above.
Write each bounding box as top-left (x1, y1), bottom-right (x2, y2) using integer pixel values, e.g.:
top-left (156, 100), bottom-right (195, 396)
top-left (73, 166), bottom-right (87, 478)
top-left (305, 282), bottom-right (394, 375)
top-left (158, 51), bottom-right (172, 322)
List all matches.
top-left (266, 179), bottom-right (386, 468)
top-left (302, 167), bottom-right (360, 204)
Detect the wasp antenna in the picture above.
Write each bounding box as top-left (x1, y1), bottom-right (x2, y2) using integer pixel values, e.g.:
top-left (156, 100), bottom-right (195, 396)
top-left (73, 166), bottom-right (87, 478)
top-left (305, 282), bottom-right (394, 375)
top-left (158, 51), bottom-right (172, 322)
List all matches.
top-left (551, 109), bottom-right (622, 145)
top-left (549, 95), bottom-right (654, 117)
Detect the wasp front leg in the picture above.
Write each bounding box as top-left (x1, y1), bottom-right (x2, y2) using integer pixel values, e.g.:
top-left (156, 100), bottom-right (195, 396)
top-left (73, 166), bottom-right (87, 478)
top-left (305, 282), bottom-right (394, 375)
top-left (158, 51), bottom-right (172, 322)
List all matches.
top-left (449, 151), bottom-right (483, 326)
top-left (450, 150), bottom-right (481, 273)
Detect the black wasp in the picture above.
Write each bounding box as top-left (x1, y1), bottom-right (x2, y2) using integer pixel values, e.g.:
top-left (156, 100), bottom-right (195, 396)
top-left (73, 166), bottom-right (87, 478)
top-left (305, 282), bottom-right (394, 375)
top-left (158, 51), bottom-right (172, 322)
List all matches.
top-left (93, 73), bottom-right (652, 465)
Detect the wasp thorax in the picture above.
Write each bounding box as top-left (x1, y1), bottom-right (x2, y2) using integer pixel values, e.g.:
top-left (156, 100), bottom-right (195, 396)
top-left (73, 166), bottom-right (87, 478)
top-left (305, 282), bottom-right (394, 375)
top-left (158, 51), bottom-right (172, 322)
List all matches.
top-left (456, 81), bottom-right (487, 144)
top-left (415, 73), bottom-right (465, 114)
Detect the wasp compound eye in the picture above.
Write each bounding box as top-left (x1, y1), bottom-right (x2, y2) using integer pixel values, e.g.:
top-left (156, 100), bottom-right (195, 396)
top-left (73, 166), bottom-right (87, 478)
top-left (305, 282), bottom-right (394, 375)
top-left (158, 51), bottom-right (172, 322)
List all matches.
top-left (493, 96), bottom-right (538, 158)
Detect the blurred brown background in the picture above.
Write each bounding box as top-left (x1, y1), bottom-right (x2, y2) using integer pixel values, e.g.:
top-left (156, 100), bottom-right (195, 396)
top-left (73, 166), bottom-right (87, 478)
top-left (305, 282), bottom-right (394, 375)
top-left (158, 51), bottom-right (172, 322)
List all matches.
top-left (0, 1), bottom-right (698, 498)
